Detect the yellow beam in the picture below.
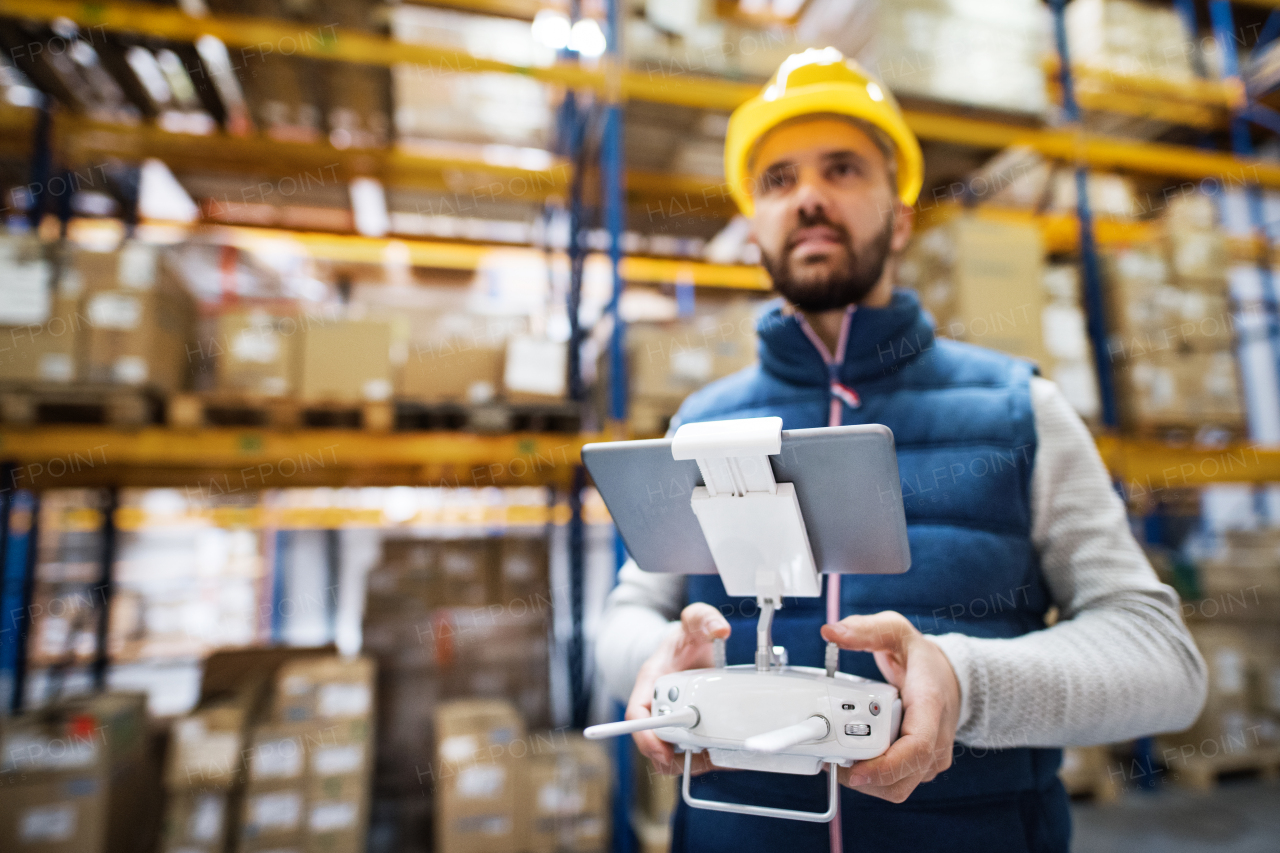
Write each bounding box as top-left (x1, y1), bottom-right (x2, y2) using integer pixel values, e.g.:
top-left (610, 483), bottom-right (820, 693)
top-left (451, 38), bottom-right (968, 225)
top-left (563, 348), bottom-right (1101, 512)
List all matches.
top-left (915, 204), bottom-right (1271, 262)
top-left (207, 224), bottom-right (772, 289)
top-left (400, 0), bottom-right (547, 20)
top-left (905, 110), bottom-right (1280, 188)
top-left (0, 427), bottom-right (592, 489)
top-left (1096, 438), bottom-right (1280, 489)
top-left (3, 428), bottom-right (1277, 490)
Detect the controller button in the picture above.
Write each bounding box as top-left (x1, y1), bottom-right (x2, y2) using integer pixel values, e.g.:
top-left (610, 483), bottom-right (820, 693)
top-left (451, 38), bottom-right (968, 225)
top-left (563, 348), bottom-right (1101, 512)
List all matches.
top-left (841, 703), bottom-right (856, 711)
top-left (668, 687), bottom-right (679, 701)
top-left (844, 724), bottom-right (871, 736)
top-left (869, 701), bottom-right (881, 716)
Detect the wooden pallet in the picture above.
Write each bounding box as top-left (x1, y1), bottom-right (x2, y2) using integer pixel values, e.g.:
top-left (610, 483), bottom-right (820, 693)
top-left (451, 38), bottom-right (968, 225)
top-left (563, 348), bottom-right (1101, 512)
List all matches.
top-left (1122, 420), bottom-right (1247, 446)
top-left (167, 393), bottom-right (393, 431)
top-left (0, 382), bottom-right (163, 427)
top-left (1166, 746), bottom-right (1280, 792)
top-left (393, 401), bottom-right (581, 433)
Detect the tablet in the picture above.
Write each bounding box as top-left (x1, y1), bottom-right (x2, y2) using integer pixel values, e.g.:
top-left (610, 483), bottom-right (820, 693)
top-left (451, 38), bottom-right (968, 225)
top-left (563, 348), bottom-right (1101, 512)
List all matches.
top-left (582, 424), bottom-right (911, 577)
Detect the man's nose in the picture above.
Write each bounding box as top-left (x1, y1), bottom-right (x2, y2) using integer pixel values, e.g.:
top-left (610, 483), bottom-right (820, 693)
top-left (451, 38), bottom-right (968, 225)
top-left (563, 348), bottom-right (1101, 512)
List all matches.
top-left (791, 170), bottom-right (832, 219)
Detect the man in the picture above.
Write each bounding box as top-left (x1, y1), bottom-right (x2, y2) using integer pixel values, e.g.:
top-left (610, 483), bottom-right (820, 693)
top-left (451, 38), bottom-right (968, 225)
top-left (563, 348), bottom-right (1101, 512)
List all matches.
top-left (596, 48), bottom-right (1207, 852)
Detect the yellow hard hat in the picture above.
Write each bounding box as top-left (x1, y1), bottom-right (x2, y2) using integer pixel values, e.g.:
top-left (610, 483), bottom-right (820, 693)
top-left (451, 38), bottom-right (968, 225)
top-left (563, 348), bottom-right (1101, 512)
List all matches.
top-left (724, 47), bottom-right (924, 215)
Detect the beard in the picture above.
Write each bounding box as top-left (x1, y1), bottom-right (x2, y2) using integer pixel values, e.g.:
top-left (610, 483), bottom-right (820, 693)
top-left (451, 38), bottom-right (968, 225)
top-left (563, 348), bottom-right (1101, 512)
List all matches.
top-left (760, 208), bottom-right (895, 312)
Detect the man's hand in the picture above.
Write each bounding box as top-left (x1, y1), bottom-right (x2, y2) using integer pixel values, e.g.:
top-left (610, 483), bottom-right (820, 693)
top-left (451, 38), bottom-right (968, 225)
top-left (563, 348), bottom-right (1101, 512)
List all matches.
top-left (626, 603), bottom-right (730, 776)
top-left (820, 611), bottom-right (961, 803)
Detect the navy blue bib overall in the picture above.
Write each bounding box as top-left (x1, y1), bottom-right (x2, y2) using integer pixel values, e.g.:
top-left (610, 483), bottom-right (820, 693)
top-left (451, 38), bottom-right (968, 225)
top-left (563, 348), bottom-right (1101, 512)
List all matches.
top-left (669, 291), bottom-right (1070, 853)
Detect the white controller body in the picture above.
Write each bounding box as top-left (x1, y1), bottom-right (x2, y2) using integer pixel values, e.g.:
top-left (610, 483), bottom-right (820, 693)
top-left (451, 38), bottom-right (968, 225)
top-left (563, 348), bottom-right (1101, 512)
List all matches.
top-left (650, 664), bottom-right (902, 775)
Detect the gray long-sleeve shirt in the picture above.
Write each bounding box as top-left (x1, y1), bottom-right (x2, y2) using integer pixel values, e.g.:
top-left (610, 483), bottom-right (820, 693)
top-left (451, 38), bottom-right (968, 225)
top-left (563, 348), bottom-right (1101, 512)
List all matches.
top-left (595, 377), bottom-right (1208, 748)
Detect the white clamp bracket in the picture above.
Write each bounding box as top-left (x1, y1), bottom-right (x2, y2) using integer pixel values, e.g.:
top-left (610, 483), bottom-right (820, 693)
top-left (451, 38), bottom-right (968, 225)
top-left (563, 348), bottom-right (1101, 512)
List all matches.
top-left (672, 416), bottom-right (821, 670)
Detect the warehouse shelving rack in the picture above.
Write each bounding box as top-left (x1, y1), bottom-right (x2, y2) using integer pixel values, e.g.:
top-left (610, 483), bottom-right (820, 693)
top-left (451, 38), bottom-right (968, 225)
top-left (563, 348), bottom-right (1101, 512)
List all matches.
top-left (5, 1), bottom-right (1280, 848)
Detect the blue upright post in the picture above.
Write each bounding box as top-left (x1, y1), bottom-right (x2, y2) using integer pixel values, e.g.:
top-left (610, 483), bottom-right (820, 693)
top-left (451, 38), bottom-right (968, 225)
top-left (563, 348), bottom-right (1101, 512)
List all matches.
top-left (602, 3), bottom-right (636, 850)
top-left (91, 489), bottom-right (117, 691)
top-left (1050, 0), bottom-right (1118, 428)
top-left (271, 530), bottom-right (290, 644)
top-left (1, 481), bottom-right (39, 713)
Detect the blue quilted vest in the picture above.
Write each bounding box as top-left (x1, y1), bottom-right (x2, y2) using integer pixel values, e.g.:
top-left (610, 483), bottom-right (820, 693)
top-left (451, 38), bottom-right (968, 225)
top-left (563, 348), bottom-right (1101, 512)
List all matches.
top-left (670, 290), bottom-right (1070, 853)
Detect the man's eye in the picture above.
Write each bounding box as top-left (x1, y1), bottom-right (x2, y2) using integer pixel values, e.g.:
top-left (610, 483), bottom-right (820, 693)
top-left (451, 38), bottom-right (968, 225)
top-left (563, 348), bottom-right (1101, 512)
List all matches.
top-left (762, 170), bottom-right (793, 192)
top-left (829, 162), bottom-right (856, 178)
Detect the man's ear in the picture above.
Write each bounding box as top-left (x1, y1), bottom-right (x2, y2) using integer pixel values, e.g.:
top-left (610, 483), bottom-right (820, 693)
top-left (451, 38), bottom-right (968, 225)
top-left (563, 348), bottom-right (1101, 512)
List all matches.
top-left (890, 200), bottom-right (914, 253)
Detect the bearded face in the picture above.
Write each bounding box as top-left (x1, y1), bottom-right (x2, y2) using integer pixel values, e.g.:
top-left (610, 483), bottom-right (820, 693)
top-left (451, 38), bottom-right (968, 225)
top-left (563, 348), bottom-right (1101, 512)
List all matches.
top-left (748, 117), bottom-right (908, 312)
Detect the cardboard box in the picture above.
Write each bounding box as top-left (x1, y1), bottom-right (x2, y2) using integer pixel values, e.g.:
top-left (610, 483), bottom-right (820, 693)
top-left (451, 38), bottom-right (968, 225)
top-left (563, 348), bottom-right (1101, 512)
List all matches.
top-left (1165, 226), bottom-right (1231, 285)
top-left (159, 789), bottom-right (233, 853)
top-left (1105, 278), bottom-right (1232, 357)
top-left (438, 539), bottom-right (496, 607)
top-left (246, 723), bottom-right (310, 785)
top-left (74, 244), bottom-right (197, 391)
top-left (0, 692), bottom-right (152, 853)
top-left (0, 234), bottom-right (54, 331)
top-left (399, 342), bottom-right (504, 404)
top-left (497, 535), bottom-right (550, 605)
top-left (627, 303), bottom-right (759, 405)
top-left (240, 782), bottom-right (306, 841)
top-left (1117, 350), bottom-right (1244, 431)
top-left (902, 217), bottom-right (1047, 365)
top-left (0, 772), bottom-right (107, 853)
top-left (213, 309), bottom-right (305, 397)
top-left (0, 299), bottom-right (81, 383)
top-left (503, 335), bottom-right (567, 403)
top-left (165, 696), bottom-right (256, 790)
top-left (434, 699), bottom-right (526, 853)
top-left (304, 796), bottom-right (365, 852)
top-left (521, 733), bottom-right (610, 853)
top-left (297, 321), bottom-right (392, 403)
top-left (272, 656), bottom-right (376, 724)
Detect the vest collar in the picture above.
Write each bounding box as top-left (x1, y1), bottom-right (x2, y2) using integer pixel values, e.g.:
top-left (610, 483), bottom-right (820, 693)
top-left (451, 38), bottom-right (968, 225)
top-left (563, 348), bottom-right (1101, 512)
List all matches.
top-left (756, 289), bottom-right (936, 388)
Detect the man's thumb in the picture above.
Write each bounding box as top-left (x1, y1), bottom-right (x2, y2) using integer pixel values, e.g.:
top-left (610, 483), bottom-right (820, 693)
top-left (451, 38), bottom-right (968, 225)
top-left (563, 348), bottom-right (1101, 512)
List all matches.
top-left (820, 611), bottom-right (913, 653)
top-left (682, 603), bottom-right (730, 640)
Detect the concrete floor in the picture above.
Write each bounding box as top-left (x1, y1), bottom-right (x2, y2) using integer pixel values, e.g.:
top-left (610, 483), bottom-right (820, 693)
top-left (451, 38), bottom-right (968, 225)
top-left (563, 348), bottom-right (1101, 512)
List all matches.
top-left (1071, 780), bottom-right (1280, 853)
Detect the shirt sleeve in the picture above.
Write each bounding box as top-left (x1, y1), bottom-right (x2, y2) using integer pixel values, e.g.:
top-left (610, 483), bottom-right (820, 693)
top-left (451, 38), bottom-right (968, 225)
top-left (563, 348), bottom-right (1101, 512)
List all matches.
top-left (594, 557), bottom-right (686, 703)
top-left (926, 376), bottom-right (1209, 747)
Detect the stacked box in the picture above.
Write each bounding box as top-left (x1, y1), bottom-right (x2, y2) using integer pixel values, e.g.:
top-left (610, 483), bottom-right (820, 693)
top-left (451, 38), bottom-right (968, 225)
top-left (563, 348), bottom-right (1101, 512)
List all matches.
top-left (239, 656), bottom-right (376, 853)
top-left (899, 217), bottom-right (1047, 366)
top-left (521, 734), bottom-right (611, 853)
top-left (1197, 530), bottom-right (1280, 599)
top-left (0, 235), bottom-right (80, 383)
top-left (1103, 228), bottom-right (1243, 432)
top-left (297, 320), bottom-right (393, 403)
top-left (1066, 0), bottom-right (1195, 81)
top-left (399, 343), bottom-right (505, 405)
top-left (361, 535), bottom-right (551, 803)
top-left (213, 309), bottom-right (307, 397)
top-left (74, 243), bottom-right (198, 392)
top-left (0, 692), bottom-right (155, 853)
top-left (160, 677), bottom-right (267, 853)
top-left (799, 0), bottom-right (1049, 116)
top-left (433, 699), bottom-right (526, 853)
top-left (624, 300), bottom-right (759, 435)
top-left (1040, 264), bottom-right (1100, 421)
top-left (1161, 622), bottom-right (1280, 757)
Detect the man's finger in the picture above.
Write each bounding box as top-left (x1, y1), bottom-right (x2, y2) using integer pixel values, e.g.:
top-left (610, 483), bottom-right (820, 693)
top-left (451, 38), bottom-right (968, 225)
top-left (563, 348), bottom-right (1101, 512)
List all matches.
top-left (820, 611), bottom-right (915, 654)
top-left (681, 603), bottom-right (730, 640)
top-left (844, 731), bottom-right (936, 788)
top-left (634, 730), bottom-right (678, 773)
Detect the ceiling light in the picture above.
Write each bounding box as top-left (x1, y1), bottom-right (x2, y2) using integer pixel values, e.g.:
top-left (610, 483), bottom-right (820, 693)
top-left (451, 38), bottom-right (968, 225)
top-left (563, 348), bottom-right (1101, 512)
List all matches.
top-left (569, 19), bottom-right (607, 58)
top-left (531, 10), bottom-right (571, 51)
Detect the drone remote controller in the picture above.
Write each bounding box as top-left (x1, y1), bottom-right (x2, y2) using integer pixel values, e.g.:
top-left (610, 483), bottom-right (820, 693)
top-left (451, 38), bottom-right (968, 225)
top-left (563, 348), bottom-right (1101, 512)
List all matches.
top-left (584, 417), bottom-right (907, 823)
